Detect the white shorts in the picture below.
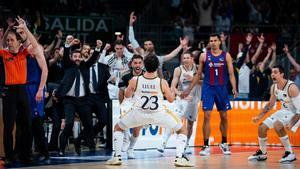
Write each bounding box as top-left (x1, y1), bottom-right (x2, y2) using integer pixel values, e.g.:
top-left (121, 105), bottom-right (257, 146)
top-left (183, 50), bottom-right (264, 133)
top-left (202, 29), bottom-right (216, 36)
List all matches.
top-left (175, 86), bottom-right (201, 122)
top-left (118, 106), bottom-right (183, 132)
top-left (108, 83), bottom-right (119, 100)
top-left (263, 109), bottom-right (295, 129)
top-left (120, 98), bottom-right (136, 117)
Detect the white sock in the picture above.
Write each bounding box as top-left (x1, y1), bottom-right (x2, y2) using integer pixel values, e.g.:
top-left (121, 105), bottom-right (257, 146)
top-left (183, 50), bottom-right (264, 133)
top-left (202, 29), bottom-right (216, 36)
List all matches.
top-left (163, 128), bottom-right (172, 145)
top-left (114, 131), bottom-right (124, 156)
top-left (176, 134), bottom-right (187, 157)
top-left (280, 135), bottom-right (293, 153)
top-left (258, 137), bottom-right (267, 154)
top-left (128, 136), bottom-right (138, 150)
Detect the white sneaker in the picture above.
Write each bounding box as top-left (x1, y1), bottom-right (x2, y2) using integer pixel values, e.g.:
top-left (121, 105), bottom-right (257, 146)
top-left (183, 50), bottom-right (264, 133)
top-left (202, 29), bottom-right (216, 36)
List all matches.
top-left (279, 151), bottom-right (297, 163)
top-left (121, 131), bottom-right (130, 152)
top-left (106, 155), bottom-right (122, 165)
top-left (199, 146), bottom-right (210, 156)
top-left (157, 142), bottom-right (166, 153)
top-left (127, 148), bottom-right (135, 159)
top-left (184, 146), bottom-right (192, 154)
top-left (174, 156), bottom-right (194, 167)
top-left (219, 143), bottom-right (231, 155)
top-left (248, 150), bottom-right (267, 161)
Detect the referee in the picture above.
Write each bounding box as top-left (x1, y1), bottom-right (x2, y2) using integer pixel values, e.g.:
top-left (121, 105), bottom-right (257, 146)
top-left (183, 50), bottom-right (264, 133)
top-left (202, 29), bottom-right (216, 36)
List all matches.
top-left (0, 17), bottom-right (41, 165)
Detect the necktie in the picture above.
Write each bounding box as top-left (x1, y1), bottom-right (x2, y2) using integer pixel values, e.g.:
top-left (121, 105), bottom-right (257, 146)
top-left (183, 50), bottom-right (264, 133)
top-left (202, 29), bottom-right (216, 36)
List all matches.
top-left (92, 65), bottom-right (98, 93)
top-left (75, 70), bottom-right (80, 97)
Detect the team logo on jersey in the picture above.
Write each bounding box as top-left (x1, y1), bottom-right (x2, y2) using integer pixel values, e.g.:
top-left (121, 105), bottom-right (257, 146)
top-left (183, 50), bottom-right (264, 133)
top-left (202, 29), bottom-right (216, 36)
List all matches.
top-left (219, 58), bottom-right (224, 62)
top-left (209, 62), bottom-right (214, 67)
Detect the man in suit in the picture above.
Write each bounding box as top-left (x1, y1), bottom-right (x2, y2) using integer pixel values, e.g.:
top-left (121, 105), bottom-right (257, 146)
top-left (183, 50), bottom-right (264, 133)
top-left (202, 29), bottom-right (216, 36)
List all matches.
top-left (78, 45), bottom-right (111, 153)
top-left (55, 39), bottom-right (102, 156)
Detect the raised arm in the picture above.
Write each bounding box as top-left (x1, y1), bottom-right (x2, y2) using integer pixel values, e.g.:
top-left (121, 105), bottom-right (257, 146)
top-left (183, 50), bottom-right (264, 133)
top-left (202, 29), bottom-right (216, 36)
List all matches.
top-left (268, 42), bottom-right (277, 69)
top-left (283, 44), bottom-right (300, 72)
top-left (84, 40), bottom-right (102, 67)
top-left (1, 18), bottom-right (15, 48)
top-left (14, 17), bottom-right (39, 55)
top-left (251, 33), bottom-right (264, 64)
top-left (44, 31), bottom-right (63, 58)
top-left (163, 36), bottom-right (188, 62)
top-left (259, 47), bottom-right (272, 72)
top-left (128, 12), bottom-right (144, 55)
top-left (98, 43), bottom-right (111, 64)
top-left (62, 38), bottom-right (80, 68)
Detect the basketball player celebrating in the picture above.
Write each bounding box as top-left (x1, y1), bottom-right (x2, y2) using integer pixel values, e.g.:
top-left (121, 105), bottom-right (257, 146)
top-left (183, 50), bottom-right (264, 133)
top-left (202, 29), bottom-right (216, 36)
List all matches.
top-left (248, 65), bottom-right (299, 163)
top-left (181, 33), bottom-right (238, 156)
top-left (106, 54), bottom-right (193, 167)
top-left (158, 51), bottom-right (201, 154)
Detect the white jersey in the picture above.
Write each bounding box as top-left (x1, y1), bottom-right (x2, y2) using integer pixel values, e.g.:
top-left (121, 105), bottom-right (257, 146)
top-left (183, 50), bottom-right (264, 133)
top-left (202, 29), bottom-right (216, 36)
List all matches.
top-left (178, 64), bottom-right (197, 92)
top-left (274, 80), bottom-right (296, 113)
top-left (238, 63), bottom-right (251, 94)
top-left (133, 75), bottom-right (164, 113)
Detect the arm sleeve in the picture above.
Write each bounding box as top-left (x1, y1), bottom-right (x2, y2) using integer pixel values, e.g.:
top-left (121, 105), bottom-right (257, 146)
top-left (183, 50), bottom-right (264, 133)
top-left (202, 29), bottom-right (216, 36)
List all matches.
top-left (128, 26), bottom-right (140, 49)
top-left (123, 47), bottom-right (134, 61)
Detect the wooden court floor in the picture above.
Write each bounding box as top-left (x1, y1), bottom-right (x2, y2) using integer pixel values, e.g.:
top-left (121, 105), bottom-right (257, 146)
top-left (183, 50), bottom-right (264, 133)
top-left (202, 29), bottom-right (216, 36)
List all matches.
top-left (8, 146), bottom-right (298, 169)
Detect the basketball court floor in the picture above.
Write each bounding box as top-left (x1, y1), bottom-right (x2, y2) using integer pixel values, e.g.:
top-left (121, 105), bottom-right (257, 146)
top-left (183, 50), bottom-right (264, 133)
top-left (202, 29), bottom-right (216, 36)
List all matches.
top-left (1, 146), bottom-right (299, 169)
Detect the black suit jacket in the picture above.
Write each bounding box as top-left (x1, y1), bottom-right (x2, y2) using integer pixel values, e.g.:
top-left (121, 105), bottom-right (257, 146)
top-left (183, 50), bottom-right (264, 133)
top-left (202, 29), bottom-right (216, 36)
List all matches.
top-left (89, 62), bottom-right (110, 102)
top-left (56, 46), bottom-right (100, 98)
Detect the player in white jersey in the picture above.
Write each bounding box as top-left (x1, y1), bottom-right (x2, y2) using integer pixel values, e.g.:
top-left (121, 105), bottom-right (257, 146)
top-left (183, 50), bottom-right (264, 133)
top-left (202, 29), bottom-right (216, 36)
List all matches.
top-left (158, 51), bottom-right (201, 154)
top-left (118, 55), bottom-right (144, 159)
top-left (248, 65), bottom-right (300, 163)
top-left (106, 54), bottom-right (194, 167)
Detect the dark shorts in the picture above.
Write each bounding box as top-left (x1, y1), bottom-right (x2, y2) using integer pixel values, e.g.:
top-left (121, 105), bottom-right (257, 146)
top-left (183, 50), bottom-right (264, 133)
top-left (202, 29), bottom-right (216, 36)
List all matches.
top-left (26, 83), bottom-right (45, 117)
top-left (201, 84), bottom-right (231, 111)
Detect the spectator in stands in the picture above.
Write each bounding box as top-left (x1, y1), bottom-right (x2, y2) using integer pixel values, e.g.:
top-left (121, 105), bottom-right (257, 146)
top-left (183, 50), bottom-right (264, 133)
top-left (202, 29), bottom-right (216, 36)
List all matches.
top-left (238, 33), bottom-right (264, 98)
top-left (283, 44), bottom-right (300, 89)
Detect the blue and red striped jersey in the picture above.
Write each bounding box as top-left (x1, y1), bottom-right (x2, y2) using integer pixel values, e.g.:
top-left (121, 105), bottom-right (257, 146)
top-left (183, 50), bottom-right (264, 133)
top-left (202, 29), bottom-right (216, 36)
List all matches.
top-left (203, 50), bottom-right (229, 86)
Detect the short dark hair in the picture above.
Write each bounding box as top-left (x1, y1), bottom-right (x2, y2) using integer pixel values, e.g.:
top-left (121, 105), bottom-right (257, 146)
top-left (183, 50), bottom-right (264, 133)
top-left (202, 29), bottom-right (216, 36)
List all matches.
top-left (209, 33), bottom-right (221, 40)
top-left (114, 39), bottom-right (124, 46)
top-left (182, 51), bottom-right (193, 58)
top-left (71, 49), bottom-right (82, 56)
top-left (131, 54), bottom-right (143, 61)
top-left (144, 54), bottom-right (159, 73)
top-left (143, 38), bottom-right (153, 43)
top-left (273, 65), bottom-right (285, 74)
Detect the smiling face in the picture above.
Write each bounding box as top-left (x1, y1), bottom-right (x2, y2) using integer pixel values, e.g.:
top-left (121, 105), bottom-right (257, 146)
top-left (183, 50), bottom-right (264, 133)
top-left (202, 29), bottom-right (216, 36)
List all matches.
top-left (182, 53), bottom-right (193, 66)
top-left (81, 44), bottom-right (91, 58)
top-left (72, 51), bottom-right (82, 65)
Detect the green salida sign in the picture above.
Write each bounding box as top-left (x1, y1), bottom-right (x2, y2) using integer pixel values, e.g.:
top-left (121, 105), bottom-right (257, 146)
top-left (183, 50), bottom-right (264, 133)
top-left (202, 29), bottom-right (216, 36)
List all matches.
top-left (43, 15), bottom-right (114, 42)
